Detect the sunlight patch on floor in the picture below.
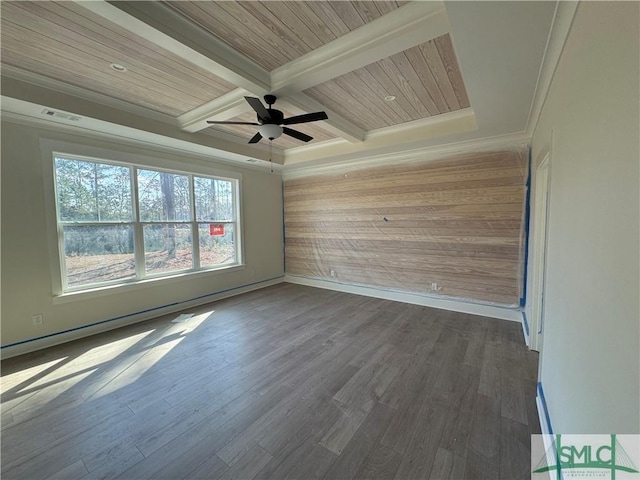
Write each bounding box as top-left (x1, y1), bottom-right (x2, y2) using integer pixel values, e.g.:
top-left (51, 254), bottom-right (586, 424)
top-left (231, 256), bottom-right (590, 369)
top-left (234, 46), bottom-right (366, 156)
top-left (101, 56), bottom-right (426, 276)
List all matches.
top-left (0, 357), bottom-right (69, 393)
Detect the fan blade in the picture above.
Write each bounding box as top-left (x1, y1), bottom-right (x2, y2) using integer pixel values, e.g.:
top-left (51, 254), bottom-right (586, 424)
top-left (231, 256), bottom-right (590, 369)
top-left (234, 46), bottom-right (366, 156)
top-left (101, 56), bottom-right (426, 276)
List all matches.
top-left (283, 127), bottom-right (313, 142)
top-left (248, 132), bottom-right (263, 144)
top-left (207, 121), bottom-right (260, 125)
top-left (282, 111), bottom-right (328, 125)
top-left (245, 96), bottom-right (271, 121)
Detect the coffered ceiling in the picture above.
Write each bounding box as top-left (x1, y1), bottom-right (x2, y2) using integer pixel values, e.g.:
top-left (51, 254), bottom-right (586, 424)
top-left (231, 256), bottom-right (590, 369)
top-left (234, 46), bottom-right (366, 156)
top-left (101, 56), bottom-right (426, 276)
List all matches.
top-left (0, 1), bottom-right (558, 170)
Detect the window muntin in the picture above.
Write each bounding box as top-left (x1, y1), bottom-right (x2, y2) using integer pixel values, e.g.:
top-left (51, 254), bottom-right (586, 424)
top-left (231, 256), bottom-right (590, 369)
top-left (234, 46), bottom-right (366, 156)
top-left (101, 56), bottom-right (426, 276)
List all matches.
top-left (53, 155), bottom-right (240, 292)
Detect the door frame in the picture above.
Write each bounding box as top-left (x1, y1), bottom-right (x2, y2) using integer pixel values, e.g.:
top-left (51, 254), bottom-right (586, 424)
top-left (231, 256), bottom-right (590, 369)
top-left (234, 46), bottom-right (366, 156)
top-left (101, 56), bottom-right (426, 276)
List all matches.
top-left (529, 152), bottom-right (551, 352)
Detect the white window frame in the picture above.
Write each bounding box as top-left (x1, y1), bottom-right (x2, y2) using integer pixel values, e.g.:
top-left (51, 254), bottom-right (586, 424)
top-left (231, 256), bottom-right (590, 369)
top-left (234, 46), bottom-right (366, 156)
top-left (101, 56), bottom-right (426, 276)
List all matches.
top-left (41, 139), bottom-right (244, 301)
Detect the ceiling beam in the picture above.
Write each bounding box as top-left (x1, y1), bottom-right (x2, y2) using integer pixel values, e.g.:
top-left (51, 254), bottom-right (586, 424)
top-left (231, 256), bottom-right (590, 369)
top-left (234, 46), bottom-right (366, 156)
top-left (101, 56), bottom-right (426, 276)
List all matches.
top-left (270, 2), bottom-right (450, 95)
top-left (280, 95), bottom-right (365, 143)
top-left (77, 0), bottom-right (449, 145)
top-left (179, 88), bottom-right (250, 133)
top-left (76, 1), bottom-right (270, 93)
top-left (179, 2), bottom-right (447, 140)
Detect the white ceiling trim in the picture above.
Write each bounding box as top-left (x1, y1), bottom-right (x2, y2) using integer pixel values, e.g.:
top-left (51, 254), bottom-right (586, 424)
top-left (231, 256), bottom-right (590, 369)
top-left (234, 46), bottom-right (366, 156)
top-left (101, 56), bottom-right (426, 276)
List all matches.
top-left (178, 88), bottom-right (251, 133)
top-left (282, 131), bottom-right (531, 180)
top-left (282, 94), bottom-right (365, 143)
top-left (525, 1), bottom-right (579, 137)
top-left (284, 108), bottom-right (477, 166)
top-left (75, 0), bottom-right (270, 93)
top-left (270, 2), bottom-right (449, 94)
top-left (167, 1), bottom-right (449, 143)
top-left (0, 100), bottom-right (280, 173)
top-left (1, 66), bottom-right (177, 126)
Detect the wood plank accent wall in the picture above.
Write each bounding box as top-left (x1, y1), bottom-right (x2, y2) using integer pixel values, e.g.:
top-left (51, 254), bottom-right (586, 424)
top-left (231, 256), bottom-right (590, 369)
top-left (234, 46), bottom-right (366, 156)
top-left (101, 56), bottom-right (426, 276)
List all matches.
top-left (284, 149), bottom-right (529, 306)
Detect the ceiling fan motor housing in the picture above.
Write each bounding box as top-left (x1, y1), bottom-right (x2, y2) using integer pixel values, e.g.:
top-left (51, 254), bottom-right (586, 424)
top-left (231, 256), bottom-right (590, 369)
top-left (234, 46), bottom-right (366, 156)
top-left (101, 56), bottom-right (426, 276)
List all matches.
top-left (259, 108), bottom-right (284, 125)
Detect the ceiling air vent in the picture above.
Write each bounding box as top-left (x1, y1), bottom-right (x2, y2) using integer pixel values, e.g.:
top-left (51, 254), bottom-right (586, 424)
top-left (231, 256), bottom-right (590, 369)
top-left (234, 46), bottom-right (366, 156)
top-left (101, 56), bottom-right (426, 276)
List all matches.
top-left (41, 109), bottom-right (81, 122)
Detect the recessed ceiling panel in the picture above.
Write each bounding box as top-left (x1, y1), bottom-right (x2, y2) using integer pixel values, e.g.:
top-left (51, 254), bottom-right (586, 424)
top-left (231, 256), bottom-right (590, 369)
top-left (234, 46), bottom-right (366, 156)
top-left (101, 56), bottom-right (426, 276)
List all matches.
top-left (304, 34), bottom-right (470, 131)
top-left (165, 1), bottom-right (405, 70)
top-left (0, 1), bottom-right (236, 116)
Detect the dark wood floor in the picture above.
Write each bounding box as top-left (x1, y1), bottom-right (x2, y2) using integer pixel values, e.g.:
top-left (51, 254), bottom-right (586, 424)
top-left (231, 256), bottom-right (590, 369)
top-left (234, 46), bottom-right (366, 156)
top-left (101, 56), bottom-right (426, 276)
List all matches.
top-left (1, 283), bottom-right (540, 480)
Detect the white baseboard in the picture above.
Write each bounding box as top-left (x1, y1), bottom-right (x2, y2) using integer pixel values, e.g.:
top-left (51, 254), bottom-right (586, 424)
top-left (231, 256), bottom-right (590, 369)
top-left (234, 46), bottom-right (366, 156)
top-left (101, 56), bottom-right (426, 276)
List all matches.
top-left (284, 274), bottom-right (522, 322)
top-left (1, 277), bottom-right (284, 359)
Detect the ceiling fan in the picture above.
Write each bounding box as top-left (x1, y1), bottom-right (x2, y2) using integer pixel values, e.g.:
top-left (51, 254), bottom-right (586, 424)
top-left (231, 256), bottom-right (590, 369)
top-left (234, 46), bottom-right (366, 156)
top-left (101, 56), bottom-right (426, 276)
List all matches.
top-left (207, 95), bottom-right (328, 144)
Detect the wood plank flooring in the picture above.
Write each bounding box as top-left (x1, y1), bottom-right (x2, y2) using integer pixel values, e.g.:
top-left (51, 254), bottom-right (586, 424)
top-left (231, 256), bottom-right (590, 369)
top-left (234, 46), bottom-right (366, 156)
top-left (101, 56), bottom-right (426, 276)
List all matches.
top-left (1, 284), bottom-right (539, 479)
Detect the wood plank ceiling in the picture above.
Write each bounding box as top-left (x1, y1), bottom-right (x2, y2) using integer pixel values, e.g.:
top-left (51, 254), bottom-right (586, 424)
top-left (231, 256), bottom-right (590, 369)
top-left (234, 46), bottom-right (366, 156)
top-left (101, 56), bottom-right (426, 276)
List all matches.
top-left (304, 35), bottom-right (469, 131)
top-left (0, 1), bottom-right (236, 116)
top-left (0, 0), bottom-right (471, 152)
top-left (164, 1), bottom-right (405, 70)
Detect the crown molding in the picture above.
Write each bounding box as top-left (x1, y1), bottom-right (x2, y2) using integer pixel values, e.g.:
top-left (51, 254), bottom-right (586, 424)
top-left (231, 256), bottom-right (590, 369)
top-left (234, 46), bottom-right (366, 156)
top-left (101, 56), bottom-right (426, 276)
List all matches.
top-left (525, 1), bottom-right (580, 137)
top-left (0, 89), bottom-right (285, 167)
top-left (1, 65), bottom-right (176, 126)
top-left (282, 131), bottom-right (531, 180)
top-left (284, 108), bottom-right (477, 166)
top-left (1, 108), bottom-right (281, 173)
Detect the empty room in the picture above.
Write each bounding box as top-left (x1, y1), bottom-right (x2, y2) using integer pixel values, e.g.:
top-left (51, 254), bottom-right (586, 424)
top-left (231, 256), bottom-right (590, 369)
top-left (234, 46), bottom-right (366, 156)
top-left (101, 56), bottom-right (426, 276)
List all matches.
top-left (1, 1), bottom-right (638, 479)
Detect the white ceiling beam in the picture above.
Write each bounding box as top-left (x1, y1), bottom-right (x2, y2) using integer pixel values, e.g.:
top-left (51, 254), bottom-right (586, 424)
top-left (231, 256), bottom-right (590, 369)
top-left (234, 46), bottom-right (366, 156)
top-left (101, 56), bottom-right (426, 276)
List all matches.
top-left (75, 1), bottom-right (270, 93)
top-left (178, 88), bottom-right (251, 133)
top-left (280, 95), bottom-right (365, 143)
top-left (270, 2), bottom-right (450, 95)
top-left (180, 3), bottom-right (447, 140)
top-left (79, 1), bottom-right (448, 145)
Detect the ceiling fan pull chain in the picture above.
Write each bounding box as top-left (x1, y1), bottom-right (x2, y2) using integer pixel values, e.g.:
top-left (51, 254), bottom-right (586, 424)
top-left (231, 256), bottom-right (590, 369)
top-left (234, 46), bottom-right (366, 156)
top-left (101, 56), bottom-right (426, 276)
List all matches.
top-left (269, 140), bottom-right (273, 174)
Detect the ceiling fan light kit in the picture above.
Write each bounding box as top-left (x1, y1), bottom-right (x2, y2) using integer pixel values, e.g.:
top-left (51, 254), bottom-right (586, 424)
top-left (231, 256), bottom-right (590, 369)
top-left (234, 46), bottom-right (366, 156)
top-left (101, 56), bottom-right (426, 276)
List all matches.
top-left (207, 95), bottom-right (328, 144)
top-left (259, 123), bottom-right (283, 140)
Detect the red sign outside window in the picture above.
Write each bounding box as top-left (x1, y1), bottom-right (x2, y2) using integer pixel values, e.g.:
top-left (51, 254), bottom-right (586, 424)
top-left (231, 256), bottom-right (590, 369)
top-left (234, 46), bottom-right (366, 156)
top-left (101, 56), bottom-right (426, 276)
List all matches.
top-left (209, 224), bottom-right (225, 236)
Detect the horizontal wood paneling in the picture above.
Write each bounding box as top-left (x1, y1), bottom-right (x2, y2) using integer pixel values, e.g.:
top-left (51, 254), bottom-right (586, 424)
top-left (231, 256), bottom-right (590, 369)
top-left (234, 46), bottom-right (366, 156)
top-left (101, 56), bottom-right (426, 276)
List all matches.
top-left (304, 34), bottom-right (470, 131)
top-left (166, 1), bottom-right (404, 70)
top-left (284, 149), bottom-right (528, 306)
top-left (0, 1), bottom-right (235, 116)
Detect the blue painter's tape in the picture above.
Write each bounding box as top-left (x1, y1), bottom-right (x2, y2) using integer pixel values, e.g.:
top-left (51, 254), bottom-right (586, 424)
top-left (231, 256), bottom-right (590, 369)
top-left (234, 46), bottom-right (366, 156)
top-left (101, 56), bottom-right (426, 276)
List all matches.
top-left (1, 276), bottom-right (284, 350)
top-left (537, 381), bottom-right (554, 434)
top-left (520, 147), bottom-right (533, 307)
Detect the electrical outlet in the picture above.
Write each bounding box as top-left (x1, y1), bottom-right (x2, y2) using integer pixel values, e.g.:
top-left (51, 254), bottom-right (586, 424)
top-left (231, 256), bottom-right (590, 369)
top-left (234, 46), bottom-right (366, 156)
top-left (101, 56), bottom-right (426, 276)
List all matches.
top-left (431, 283), bottom-right (440, 291)
top-left (32, 314), bottom-right (43, 326)
top-left (330, 269), bottom-right (336, 278)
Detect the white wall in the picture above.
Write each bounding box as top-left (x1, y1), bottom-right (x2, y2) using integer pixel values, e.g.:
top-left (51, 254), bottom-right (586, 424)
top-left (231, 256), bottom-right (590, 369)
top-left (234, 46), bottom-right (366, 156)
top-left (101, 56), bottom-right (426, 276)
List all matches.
top-left (529, 2), bottom-right (639, 433)
top-left (1, 120), bottom-right (284, 357)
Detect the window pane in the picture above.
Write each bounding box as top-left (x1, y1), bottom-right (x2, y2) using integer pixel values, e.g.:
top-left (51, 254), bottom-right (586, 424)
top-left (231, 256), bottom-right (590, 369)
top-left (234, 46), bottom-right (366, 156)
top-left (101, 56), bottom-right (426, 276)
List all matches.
top-left (199, 223), bottom-right (236, 267)
top-left (138, 170), bottom-right (191, 222)
top-left (55, 157), bottom-right (132, 222)
top-left (144, 224), bottom-right (193, 275)
top-left (194, 177), bottom-right (234, 222)
top-left (62, 225), bottom-right (135, 287)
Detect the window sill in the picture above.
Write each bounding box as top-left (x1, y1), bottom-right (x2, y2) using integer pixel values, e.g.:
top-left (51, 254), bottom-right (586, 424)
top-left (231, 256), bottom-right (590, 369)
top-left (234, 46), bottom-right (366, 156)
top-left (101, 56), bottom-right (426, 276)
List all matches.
top-left (52, 264), bottom-right (245, 304)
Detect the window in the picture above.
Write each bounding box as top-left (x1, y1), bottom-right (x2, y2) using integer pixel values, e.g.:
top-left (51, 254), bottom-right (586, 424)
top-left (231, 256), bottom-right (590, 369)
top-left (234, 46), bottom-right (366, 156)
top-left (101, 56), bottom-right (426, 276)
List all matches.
top-left (53, 155), bottom-right (240, 292)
